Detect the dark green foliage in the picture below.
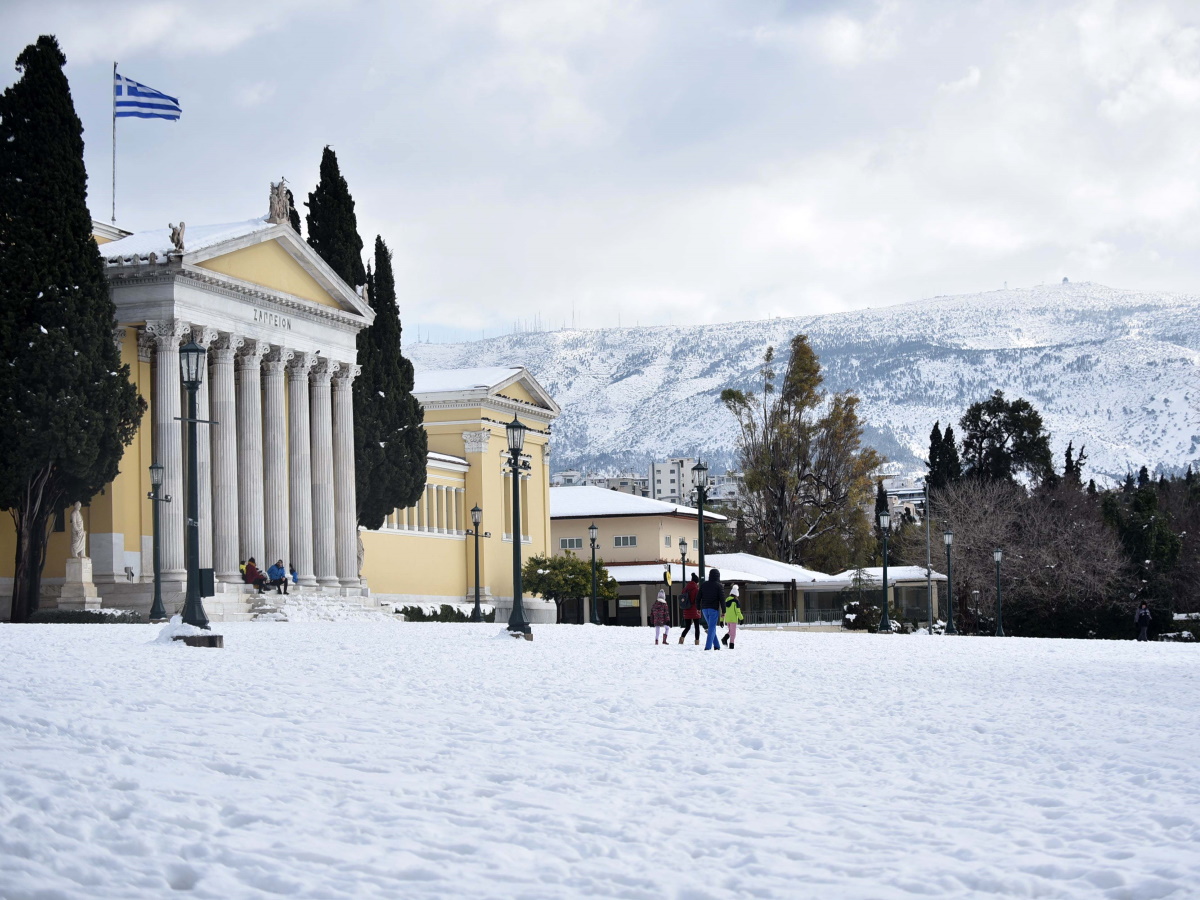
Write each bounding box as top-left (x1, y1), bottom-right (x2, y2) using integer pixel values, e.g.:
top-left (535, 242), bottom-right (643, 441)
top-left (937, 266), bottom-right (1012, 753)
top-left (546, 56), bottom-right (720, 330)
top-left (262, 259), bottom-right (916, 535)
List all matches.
top-left (1102, 481), bottom-right (1181, 607)
top-left (1062, 442), bottom-right (1087, 488)
top-left (0, 36), bottom-right (146, 621)
top-left (1137, 465), bottom-right (1151, 490)
top-left (927, 421), bottom-right (963, 491)
top-left (959, 390), bottom-right (1053, 484)
top-left (874, 479), bottom-right (887, 524)
top-left (26, 608), bottom-right (142, 623)
top-left (398, 604), bottom-right (495, 623)
top-left (523, 552), bottom-right (617, 623)
top-left (354, 237), bottom-right (428, 528)
top-left (305, 146), bottom-right (366, 287)
top-left (285, 187), bottom-right (302, 235)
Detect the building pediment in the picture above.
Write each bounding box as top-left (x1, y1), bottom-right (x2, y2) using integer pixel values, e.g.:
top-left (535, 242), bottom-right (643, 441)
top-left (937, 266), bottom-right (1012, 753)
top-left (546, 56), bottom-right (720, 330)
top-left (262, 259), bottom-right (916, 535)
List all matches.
top-left (413, 366), bottom-right (561, 420)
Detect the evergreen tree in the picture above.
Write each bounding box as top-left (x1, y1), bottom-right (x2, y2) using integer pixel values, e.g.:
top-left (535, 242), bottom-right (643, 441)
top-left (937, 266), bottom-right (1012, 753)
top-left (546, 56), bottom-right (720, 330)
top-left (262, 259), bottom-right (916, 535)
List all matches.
top-left (940, 424), bottom-right (962, 485)
top-left (1186, 466), bottom-right (1194, 486)
top-left (285, 187), bottom-right (302, 236)
top-left (1087, 478), bottom-right (1097, 496)
top-left (353, 236), bottom-right (427, 529)
top-left (1062, 441), bottom-right (1087, 489)
top-left (1138, 465), bottom-right (1150, 490)
top-left (1122, 472), bottom-right (1136, 494)
top-left (874, 479), bottom-right (888, 528)
top-left (305, 146), bottom-right (366, 287)
top-left (0, 36), bottom-right (145, 621)
top-left (959, 390), bottom-right (1053, 484)
top-left (926, 422), bottom-right (944, 490)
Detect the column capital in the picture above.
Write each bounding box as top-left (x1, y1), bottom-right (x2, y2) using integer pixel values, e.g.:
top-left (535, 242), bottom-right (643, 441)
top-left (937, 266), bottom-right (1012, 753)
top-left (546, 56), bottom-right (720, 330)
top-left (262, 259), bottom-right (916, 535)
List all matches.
top-left (263, 346), bottom-right (296, 375)
top-left (236, 338), bottom-right (270, 371)
top-left (210, 332), bottom-right (245, 366)
top-left (191, 325), bottom-right (219, 349)
top-left (311, 357), bottom-right (341, 385)
top-left (462, 430), bottom-right (491, 454)
top-left (112, 326), bottom-right (127, 353)
top-left (144, 318), bottom-right (191, 349)
top-left (287, 351), bottom-right (318, 380)
top-left (332, 363), bottom-right (361, 391)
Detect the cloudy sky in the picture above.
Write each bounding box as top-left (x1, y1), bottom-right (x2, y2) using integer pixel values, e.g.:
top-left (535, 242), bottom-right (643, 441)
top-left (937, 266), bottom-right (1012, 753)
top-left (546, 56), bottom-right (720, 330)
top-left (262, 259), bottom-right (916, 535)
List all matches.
top-left (2, 0), bottom-right (1199, 339)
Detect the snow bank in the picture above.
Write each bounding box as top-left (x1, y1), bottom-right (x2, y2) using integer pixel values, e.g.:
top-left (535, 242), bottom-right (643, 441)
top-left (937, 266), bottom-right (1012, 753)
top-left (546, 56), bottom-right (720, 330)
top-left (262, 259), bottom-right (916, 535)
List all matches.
top-left (152, 614), bottom-right (210, 644)
top-left (276, 593), bottom-right (395, 622)
top-left (1, 623), bottom-right (1198, 898)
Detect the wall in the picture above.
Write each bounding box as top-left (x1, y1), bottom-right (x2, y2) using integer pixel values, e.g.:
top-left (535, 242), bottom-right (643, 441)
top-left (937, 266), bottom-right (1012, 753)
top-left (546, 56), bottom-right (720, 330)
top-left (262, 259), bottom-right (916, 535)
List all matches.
top-left (551, 515), bottom-right (701, 565)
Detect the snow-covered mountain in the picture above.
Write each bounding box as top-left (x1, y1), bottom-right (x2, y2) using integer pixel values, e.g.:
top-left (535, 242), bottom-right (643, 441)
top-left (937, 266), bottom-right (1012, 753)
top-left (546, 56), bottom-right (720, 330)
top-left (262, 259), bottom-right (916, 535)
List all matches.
top-left (407, 283), bottom-right (1200, 481)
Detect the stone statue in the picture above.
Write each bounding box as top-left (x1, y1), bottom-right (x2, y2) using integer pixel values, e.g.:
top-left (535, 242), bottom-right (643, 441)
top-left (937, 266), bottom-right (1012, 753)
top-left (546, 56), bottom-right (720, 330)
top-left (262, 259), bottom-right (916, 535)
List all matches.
top-left (268, 178), bottom-right (290, 224)
top-left (169, 222), bottom-right (186, 253)
top-left (356, 531), bottom-right (365, 578)
top-left (69, 501), bottom-right (85, 559)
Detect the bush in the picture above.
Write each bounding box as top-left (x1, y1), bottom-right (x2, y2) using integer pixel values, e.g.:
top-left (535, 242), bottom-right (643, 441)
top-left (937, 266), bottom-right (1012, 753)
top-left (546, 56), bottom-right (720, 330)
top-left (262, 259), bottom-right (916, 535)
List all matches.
top-left (24, 609), bottom-right (142, 624)
top-left (398, 604), bottom-right (494, 623)
top-left (843, 601), bottom-right (879, 631)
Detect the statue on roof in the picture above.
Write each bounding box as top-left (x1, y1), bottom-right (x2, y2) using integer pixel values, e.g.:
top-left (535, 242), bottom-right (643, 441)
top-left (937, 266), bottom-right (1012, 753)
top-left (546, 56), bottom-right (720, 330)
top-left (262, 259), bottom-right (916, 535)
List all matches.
top-left (268, 178), bottom-right (290, 224)
top-left (168, 222), bottom-right (186, 253)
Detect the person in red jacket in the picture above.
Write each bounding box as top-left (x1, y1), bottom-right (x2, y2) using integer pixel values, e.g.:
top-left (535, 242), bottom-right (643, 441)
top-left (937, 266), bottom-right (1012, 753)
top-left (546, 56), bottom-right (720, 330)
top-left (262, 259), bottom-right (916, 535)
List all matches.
top-left (650, 589), bottom-right (670, 645)
top-left (677, 573), bottom-right (703, 645)
top-left (242, 557), bottom-right (269, 593)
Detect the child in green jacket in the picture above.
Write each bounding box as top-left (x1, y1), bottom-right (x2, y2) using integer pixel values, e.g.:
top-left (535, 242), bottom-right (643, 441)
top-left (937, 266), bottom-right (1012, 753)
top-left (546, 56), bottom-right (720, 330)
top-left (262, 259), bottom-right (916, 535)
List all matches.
top-left (722, 584), bottom-right (744, 649)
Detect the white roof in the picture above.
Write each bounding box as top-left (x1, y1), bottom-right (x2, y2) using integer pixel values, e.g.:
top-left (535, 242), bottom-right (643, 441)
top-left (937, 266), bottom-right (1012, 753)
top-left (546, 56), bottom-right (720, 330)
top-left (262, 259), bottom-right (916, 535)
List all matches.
top-left (706, 553), bottom-right (829, 584)
top-left (606, 563), bottom-right (770, 585)
top-left (412, 367), bottom-right (523, 395)
top-left (550, 486), bottom-right (726, 522)
top-left (99, 218), bottom-right (274, 259)
top-left (826, 566), bottom-right (946, 586)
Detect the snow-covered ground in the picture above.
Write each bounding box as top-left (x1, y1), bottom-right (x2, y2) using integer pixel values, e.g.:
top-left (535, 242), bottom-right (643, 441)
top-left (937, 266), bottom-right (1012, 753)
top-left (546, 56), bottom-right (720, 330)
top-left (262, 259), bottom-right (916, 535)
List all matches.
top-left (1, 622), bottom-right (1197, 899)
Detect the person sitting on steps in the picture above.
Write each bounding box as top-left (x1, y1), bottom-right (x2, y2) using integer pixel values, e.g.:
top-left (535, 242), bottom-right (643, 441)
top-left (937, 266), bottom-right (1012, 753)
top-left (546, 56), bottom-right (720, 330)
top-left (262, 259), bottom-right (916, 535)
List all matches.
top-left (242, 557), bottom-right (269, 593)
top-left (267, 559), bottom-right (290, 595)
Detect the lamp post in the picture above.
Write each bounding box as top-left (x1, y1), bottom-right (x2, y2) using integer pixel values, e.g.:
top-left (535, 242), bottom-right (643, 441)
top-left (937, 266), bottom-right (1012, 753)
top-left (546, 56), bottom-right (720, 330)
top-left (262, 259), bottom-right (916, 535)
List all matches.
top-left (692, 459), bottom-right (709, 579)
top-left (589, 522), bottom-right (602, 625)
top-left (178, 341), bottom-right (209, 629)
top-left (943, 529), bottom-right (957, 635)
top-left (994, 547), bottom-right (1005, 637)
top-left (147, 462), bottom-right (171, 622)
top-left (466, 505), bottom-right (490, 622)
top-left (506, 415), bottom-right (531, 636)
top-left (679, 535), bottom-right (688, 623)
top-left (877, 510), bottom-right (892, 634)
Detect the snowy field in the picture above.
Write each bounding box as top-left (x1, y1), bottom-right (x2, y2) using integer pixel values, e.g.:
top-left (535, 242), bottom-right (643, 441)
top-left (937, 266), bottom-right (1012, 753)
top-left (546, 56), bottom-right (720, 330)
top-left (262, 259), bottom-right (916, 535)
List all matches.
top-left (1, 622), bottom-right (1198, 899)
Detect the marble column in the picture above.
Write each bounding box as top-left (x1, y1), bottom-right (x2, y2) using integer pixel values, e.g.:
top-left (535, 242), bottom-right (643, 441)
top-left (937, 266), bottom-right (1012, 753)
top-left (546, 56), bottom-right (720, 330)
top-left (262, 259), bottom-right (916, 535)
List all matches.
top-left (332, 365), bottom-right (360, 588)
top-left (262, 346), bottom-right (294, 571)
top-left (236, 340), bottom-right (269, 566)
top-left (145, 320), bottom-right (190, 578)
top-left (192, 326), bottom-right (218, 571)
top-left (209, 333), bottom-right (244, 582)
top-left (310, 359), bottom-right (339, 588)
top-left (287, 353), bottom-right (318, 587)
top-left (455, 487), bottom-right (464, 535)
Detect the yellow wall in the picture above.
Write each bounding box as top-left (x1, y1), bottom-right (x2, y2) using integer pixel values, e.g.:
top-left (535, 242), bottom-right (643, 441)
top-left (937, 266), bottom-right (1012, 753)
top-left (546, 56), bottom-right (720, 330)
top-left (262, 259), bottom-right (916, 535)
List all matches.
top-left (196, 240), bottom-right (341, 309)
top-left (552, 515), bottom-right (701, 566)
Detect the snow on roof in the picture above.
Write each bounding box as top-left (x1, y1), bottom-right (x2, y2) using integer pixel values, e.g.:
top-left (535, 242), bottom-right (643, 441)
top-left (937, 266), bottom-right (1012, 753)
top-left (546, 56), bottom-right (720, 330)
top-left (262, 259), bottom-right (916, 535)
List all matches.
top-left (412, 367), bottom-right (522, 395)
top-left (706, 552), bottom-right (829, 584)
top-left (606, 563), bottom-right (770, 584)
top-left (826, 566), bottom-right (946, 586)
top-left (428, 451), bottom-right (468, 466)
top-left (100, 218), bottom-right (274, 259)
top-left (550, 486), bottom-right (726, 522)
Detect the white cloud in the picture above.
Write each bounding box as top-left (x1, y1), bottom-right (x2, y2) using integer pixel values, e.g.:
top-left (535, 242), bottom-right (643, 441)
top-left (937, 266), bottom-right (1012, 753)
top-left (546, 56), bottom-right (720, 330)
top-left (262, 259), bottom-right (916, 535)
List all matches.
top-left (939, 66), bottom-right (981, 94)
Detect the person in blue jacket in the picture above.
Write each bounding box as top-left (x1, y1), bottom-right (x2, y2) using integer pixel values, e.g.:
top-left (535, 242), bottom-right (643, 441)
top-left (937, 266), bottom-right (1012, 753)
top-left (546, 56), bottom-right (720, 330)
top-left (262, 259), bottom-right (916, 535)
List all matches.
top-left (697, 568), bottom-right (725, 651)
top-left (266, 559), bottom-right (290, 595)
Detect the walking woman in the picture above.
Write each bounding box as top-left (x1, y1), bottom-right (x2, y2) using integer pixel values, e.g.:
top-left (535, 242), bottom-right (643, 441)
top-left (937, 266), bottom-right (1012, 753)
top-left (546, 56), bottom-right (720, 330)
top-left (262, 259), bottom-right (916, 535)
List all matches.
top-left (678, 573), bottom-right (703, 645)
top-left (698, 568), bottom-right (725, 651)
top-left (1135, 602), bottom-right (1153, 641)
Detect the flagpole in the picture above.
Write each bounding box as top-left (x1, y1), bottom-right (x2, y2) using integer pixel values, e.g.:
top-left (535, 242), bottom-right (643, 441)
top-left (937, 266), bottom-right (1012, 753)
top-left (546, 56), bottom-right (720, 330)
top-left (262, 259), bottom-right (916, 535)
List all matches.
top-left (111, 61), bottom-right (117, 223)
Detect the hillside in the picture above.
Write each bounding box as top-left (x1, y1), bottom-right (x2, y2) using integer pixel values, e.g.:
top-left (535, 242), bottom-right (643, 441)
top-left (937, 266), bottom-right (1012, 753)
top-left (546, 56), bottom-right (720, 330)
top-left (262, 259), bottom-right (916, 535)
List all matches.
top-left (406, 283), bottom-right (1200, 481)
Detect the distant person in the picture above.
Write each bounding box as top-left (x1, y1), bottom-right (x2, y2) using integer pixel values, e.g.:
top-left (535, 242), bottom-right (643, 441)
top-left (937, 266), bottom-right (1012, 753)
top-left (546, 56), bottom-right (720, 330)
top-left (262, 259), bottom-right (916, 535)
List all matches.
top-left (678, 573), bottom-right (703, 645)
top-left (651, 589), bottom-right (670, 645)
top-left (242, 557), bottom-right (268, 593)
top-left (698, 568), bottom-right (725, 651)
top-left (267, 559), bottom-right (289, 595)
top-left (1135, 602), bottom-right (1152, 641)
top-left (289, 563), bottom-right (298, 585)
top-left (239, 559), bottom-right (247, 576)
top-left (722, 584), bottom-right (744, 649)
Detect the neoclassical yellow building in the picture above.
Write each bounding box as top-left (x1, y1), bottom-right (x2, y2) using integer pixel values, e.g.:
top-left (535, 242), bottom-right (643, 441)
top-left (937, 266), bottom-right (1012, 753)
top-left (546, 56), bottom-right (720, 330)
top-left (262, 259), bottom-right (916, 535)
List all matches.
top-left (0, 201), bottom-right (559, 622)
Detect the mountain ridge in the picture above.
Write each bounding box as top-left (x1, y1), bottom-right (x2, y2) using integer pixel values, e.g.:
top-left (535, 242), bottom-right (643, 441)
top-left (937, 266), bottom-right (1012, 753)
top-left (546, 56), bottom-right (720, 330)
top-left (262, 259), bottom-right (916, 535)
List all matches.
top-left (406, 283), bottom-right (1200, 481)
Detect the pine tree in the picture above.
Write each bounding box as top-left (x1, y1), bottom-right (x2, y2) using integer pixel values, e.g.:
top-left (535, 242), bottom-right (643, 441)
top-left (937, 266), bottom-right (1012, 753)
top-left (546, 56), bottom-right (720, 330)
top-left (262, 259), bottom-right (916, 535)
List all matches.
top-left (305, 146), bottom-right (366, 287)
top-left (940, 424), bottom-right (962, 484)
top-left (353, 236), bottom-right (428, 529)
top-left (285, 187), bottom-right (302, 236)
top-left (0, 36), bottom-right (145, 621)
top-left (926, 422), bottom-right (944, 490)
top-left (1138, 466), bottom-right (1150, 490)
top-left (874, 479), bottom-right (888, 530)
top-left (1087, 478), bottom-right (1097, 496)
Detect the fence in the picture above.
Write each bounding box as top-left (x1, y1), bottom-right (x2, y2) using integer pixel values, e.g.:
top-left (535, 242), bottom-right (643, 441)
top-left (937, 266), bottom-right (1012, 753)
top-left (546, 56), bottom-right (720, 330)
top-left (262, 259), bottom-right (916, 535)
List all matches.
top-left (744, 607), bottom-right (845, 627)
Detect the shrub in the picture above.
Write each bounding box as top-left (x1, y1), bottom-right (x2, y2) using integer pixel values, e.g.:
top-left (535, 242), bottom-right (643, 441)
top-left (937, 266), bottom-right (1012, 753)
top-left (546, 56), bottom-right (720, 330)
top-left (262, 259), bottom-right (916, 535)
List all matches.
top-left (24, 609), bottom-right (142, 624)
top-left (398, 604), bottom-right (494, 623)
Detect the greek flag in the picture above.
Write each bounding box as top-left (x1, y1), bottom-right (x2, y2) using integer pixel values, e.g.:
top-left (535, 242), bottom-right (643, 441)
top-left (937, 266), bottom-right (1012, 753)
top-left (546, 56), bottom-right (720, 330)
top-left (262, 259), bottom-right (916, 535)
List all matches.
top-left (113, 71), bottom-right (181, 120)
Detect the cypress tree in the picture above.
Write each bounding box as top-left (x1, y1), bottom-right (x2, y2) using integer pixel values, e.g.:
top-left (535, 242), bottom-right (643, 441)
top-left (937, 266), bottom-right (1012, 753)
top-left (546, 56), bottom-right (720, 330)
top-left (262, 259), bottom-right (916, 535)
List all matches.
top-left (940, 424), bottom-right (962, 484)
top-left (305, 146), bottom-right (366, 287)
top-left (926, 422), bottom-right (944, 490)
top-left (874, 479), bottom-right (888, 525)
top-left (353, 236), bottom-right (427, 529)
top-left (285, 187), bottom-right (302, 236)
top-left (0, 36), bottom-right (145, 621)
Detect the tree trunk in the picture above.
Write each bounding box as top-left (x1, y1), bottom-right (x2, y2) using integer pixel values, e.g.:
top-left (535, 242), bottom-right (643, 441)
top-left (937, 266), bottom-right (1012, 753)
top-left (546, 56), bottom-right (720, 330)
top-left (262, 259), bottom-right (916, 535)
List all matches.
top-left (8, 463), bottom-right (59, 622)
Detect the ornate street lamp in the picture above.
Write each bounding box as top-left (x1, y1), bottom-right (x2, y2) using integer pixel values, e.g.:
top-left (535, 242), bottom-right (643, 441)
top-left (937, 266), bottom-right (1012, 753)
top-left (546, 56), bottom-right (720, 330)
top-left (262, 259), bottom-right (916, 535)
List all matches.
top-left (179, 341), bottom-right (209, 629)
top-left (147, 462), bottom-right (172, 622)
top-left (466, 504), bottom-right (490, 622)
top-left (943, 529), bottom-right (957, 635)
top-left (877, 509), bottom-right (892, 634)
top-left (691, 459), bottom-right (709, 579)
top-left (506, 415), bottom-right (531, 636)
top-left (678, 534), bottom-right (688, 630)
top-left (589, 522), bottom-right (602, 625)
top-left (994, 547), bottom-right (1005, 637)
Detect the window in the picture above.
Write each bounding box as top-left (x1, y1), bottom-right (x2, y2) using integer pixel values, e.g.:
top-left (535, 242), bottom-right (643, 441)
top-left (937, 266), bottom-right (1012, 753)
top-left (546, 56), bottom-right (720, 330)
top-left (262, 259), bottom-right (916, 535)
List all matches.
top-left (664, 535), bottom-right (672, 547)
top-left (560, 537), bottom-right (583, 550)
top-left (669, 478), bottom-right (676, 484)
top-left (656, 479), bottom-right (661, 484)
top-left (614, 535), bottom-right (637, 548)
top-left (693, 540), bottom-right (698, 549)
